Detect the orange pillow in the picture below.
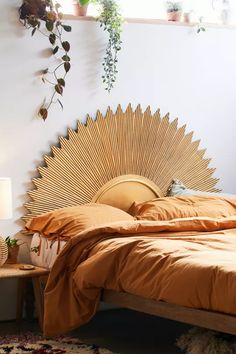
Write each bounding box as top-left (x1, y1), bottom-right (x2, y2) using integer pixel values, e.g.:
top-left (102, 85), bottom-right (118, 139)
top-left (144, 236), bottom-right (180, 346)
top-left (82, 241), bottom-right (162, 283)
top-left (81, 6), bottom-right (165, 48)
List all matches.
top-left (130, 196), bottom-right (236, 221)
top-left (25, 203), bottom-right (134, 238)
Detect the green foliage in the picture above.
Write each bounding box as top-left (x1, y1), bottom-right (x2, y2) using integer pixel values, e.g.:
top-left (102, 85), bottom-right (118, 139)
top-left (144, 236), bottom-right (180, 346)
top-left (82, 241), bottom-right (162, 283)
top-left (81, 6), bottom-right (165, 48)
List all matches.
top-left (31, 246), bottom-right (40, 253)
top-left (78, 0), bottom-right (90, 5)
top-left (5, 236), bottom-right (19, 248)
top-left (97, 0), bottom-right (123, 92)
top-left (19, 0), bottom-right (72, 120)
top-left (166, 1), bottom-right (182, 13)
top-left (197, 26), bottom-right (206, 33)
top-left (19, 0), bottom-right (123, 118)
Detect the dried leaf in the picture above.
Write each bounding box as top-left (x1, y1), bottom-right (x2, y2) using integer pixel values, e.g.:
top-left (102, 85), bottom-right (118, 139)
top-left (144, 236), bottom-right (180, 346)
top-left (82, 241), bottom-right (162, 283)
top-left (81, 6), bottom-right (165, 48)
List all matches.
top-left (39, 107), bottom-right (48, 120)
top-left (55, 84), bottom-right (63, 95)
top-left (57, 78), bottom-right (65, 87)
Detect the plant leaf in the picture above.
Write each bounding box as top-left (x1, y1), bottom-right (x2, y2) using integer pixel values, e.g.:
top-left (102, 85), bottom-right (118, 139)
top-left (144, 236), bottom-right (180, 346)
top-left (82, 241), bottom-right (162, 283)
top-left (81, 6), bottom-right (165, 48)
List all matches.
top-left (62, 25), bottom-right (72, 32)
top-left (53, 45), bottom-right (59, 55)
top-left (62, 41), bottom-right (70, 52)
top-left (39, 108), bottom-right (48, 120)
top-left (79, 0), bottom-right (90, 5)
top-left (64, 62), bottom-right (71, 73)
top-left (46, 21), bottom-right (54, 32)
top-left (55, 84), bottom-right (63, 95)
top-left (49, 33), bottom-right (56, 45)
top-left (62, 54), bottom-right (70, 62)
top-left (31, 28), bottom-right (37, 36)
top-left (57, 78), bottom-right (65, 87)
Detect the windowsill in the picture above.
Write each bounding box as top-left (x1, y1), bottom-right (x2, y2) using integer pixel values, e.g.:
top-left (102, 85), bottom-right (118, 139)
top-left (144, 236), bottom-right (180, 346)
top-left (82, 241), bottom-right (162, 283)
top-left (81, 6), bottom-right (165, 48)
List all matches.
top-left (63, 14), bottom-right (236, 29)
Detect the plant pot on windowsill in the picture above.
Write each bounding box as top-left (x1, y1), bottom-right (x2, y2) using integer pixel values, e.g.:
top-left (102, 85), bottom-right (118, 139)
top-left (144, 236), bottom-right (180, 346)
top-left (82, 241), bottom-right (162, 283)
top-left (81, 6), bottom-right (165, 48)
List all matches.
top-left (72, 1), bottom-right (89, 16)
top-left (167, 10), bottom-right (182, 21)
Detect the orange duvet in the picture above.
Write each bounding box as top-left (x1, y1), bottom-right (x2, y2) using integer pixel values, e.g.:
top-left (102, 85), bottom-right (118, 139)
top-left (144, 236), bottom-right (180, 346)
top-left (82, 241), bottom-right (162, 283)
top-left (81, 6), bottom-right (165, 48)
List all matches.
top-left (44, 216), bottom-right (236, 336)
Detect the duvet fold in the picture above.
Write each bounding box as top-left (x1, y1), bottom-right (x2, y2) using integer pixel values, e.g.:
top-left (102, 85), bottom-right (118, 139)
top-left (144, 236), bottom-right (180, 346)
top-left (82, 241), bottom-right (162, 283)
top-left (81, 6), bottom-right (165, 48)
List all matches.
top-left (44, 216), bottom-right (236, 336)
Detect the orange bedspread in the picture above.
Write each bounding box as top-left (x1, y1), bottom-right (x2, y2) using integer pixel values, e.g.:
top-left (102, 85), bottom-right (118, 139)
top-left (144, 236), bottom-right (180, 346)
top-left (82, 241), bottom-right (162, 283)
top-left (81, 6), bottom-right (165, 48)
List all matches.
top-left (44, 216), bottom-right (236, 336)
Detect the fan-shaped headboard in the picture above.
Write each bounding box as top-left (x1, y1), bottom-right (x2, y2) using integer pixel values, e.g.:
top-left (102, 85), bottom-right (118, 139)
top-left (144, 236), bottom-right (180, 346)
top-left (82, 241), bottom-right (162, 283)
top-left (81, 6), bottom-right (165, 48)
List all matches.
top-left (23, 104), bottom-right (219, 222)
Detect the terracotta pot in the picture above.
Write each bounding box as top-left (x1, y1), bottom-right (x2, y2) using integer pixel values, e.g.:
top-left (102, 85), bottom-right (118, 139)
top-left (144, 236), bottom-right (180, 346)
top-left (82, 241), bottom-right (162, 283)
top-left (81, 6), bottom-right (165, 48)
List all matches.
top-left (6, 246), bottom-right (19, 264)
top-left (167, 11), bottom-right (182, 22)
top-left (72, 2), bottom-right (88, 16)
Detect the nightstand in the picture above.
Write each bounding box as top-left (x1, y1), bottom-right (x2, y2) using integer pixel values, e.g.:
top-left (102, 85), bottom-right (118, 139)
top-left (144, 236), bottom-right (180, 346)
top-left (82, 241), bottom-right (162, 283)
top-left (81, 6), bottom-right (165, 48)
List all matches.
top-left (0, 263), bottom-right (49, 330)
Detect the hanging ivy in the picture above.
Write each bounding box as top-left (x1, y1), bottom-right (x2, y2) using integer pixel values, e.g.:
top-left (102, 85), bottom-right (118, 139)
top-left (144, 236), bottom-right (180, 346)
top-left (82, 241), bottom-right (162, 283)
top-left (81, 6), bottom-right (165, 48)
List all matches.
top-left (19, 0), bottom-right (72, 120)
top-left (98, 0), bottom-right (123, 92)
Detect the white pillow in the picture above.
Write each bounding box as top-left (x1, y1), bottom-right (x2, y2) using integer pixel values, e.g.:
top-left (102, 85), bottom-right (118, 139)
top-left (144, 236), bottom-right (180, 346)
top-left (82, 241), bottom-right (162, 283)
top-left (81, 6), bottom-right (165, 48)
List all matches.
top-left (167, 180), bottom-right (236, 199)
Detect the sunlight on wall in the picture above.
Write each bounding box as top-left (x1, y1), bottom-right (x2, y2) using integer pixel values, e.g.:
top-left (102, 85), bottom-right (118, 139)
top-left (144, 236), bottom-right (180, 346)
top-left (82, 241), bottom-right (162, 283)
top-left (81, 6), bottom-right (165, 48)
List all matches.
top-left (60, 0), bottom-right (236, 24)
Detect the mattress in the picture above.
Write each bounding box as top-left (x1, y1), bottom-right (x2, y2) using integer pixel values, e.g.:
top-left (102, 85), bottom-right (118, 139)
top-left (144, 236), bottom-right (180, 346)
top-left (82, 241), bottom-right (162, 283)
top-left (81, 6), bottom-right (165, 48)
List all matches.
top-left (30, 233), bottom-right (67, 269)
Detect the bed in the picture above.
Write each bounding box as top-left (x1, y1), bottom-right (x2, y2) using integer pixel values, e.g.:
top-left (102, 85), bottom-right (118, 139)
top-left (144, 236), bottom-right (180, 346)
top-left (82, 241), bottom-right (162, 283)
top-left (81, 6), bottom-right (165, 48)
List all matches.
top-left (23, 104), bottom-right (236, 336)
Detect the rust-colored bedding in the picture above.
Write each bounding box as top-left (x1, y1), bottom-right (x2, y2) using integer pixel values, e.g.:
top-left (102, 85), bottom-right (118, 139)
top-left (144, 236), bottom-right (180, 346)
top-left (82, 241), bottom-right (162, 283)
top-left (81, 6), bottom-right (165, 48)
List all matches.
top-left (44, 215), bottom-right (236, 336)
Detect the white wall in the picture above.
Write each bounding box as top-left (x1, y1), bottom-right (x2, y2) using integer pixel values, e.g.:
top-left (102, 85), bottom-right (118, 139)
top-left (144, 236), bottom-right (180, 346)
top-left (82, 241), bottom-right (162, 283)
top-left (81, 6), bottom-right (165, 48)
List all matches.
top-left (0, 0), bottom-right (236, 319)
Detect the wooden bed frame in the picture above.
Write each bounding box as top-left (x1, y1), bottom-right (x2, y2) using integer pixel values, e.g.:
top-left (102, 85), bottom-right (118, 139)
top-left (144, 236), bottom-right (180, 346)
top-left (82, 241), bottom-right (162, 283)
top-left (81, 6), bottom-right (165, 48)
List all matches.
top-left (25, 104), bottom-right (236, 335)
top-left (102, 290), bottom-right (236, 336)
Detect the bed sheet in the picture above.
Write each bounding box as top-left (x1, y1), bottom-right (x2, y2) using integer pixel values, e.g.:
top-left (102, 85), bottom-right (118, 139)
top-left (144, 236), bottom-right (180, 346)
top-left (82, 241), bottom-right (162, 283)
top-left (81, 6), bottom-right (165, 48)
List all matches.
top-left (30, 233), bottom-right (67, 269)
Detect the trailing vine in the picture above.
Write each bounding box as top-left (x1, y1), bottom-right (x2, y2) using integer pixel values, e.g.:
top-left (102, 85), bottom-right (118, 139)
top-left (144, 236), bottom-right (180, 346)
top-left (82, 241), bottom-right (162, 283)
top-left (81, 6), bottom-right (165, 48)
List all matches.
top-left (19, 0), bottom-right (72, 120)
top-left (78, 0), bottom-right (123, 91)
top-left (97, 0), bottom-right (123, 92)
top-left (19, 0), bottom-right (123, 120)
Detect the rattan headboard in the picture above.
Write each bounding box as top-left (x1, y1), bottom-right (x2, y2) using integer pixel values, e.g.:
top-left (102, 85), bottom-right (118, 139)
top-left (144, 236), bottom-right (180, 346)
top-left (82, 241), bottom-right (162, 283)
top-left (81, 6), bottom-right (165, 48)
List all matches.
top-left (23, 104), bottom-right (219, 221)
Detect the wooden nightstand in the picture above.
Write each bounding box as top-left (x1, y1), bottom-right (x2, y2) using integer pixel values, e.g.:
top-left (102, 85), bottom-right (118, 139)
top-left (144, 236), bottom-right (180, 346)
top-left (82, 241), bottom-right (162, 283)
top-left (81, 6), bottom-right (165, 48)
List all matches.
top-left (0, 263), bottom-right (49, 330)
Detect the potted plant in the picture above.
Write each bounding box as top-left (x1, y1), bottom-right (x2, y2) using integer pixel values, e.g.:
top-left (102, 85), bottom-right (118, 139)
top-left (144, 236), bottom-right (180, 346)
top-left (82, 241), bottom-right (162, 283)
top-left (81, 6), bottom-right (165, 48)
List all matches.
top-left (72, 0), bottom-right (89, 16)
top-left (166, 1), bottom-right (183, 21)
top-left (5, 237), bottom-right (21, 264)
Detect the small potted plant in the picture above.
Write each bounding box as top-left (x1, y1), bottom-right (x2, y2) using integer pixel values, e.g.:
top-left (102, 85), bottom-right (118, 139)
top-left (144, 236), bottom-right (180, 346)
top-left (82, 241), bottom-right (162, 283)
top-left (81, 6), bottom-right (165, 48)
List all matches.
top-left (5, 237), bottom-right (21, 264)
top-left (166, 1), bottom-right (183, 21)
top-left (72, 0), bottom-right (89, 16)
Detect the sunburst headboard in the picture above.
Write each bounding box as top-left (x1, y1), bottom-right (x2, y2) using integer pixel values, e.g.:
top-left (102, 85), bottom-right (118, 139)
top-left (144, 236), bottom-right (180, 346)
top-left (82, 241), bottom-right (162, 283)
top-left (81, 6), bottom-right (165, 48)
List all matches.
top-left (23, 104), bottom-right (219, 221)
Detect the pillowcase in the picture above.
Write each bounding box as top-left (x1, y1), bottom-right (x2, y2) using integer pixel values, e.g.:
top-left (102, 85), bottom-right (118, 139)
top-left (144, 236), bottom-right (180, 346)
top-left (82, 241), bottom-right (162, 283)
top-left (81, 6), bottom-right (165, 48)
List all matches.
top-left (25, 203), bottom-right (134, 238)
top-left (167, 179), bottom-right (236, 199)
top-left (130, 195), bottom-right (236, 221)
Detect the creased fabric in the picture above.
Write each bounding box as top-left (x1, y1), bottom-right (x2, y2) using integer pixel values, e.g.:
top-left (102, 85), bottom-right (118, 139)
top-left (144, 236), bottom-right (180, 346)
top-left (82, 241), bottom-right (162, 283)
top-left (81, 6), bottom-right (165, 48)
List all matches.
top-left (44, 216), bottom-right (236, 336)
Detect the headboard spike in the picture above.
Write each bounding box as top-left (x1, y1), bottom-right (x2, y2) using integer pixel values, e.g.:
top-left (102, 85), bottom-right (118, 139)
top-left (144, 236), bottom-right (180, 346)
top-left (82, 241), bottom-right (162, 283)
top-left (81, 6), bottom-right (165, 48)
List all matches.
top-left (153, 108), bottom-right (161, 121)
top-left (32, 178), bottom-right (42, 187)
top-left (86, 115), bottom-right (94, 126)
top-left (105, 106), bottom-right (114, 117)
top-left (38, 166), bottom-right (48, 177)
top-left (116, 104), bottom-right (124, 116)
top-left (171, 118), bottom-right (179, 129)
top-left (96, 110), bottom-right (104, 122)
top-left (59, 136), bottom-right (68, 147)
top-left (77, 119), bottom-right (85, 130)
top-left (135, 104), bottom-right (143, 116)
top-left (51, 146), bottom-right (61, 156)
top-left (125, 103), bottom-right (133, 115)
top-left (180, 124), bottom-right (187, 134)
top-left (144, 105), bottom-right (152, 116)
top-left (198, 149), bottom-right (207, 159)
top-left (162, 112), bottom-right (170, 123)
top-left (184, 131), bottom-right (194, 143)
top-left (191, 139), bottom-right (201, 150)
